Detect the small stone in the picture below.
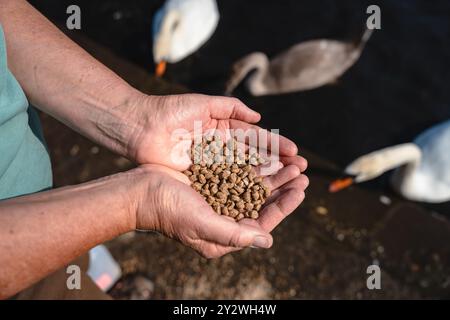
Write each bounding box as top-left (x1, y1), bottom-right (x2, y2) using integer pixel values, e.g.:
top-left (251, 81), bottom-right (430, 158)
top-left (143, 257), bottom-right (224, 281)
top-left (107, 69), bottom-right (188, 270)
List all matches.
top-left (69, 144), bottom-right (80, 156)
top-left (90, 146), bottom-right (100, 154)
top-left (379, 195), bottom-right (392, 206)
top-left (315, 206), bottom-right (328, 216)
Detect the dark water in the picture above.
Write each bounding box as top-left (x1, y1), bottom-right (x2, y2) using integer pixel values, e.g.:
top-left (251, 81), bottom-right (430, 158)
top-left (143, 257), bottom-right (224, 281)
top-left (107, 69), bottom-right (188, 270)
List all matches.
top-left (32, 0), bottom-right (450, 213)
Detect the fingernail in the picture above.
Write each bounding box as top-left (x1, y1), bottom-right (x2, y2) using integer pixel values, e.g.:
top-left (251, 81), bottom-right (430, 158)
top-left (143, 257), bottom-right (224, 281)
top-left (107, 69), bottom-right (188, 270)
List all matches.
top-left (252, 236), bottom-right (271, 249)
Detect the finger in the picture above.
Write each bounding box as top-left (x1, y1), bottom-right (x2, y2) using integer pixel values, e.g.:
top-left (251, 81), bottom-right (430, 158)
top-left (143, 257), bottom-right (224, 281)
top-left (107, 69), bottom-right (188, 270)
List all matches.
top-left (257, 176), bottom-right (308, 232)
top-left (202, 217), bottom-right (273, 257)
top-left (197, 126), bottom-right (298, 162)
top-left (190, 239), bottom-right (245, 259)
top-left (195, 212), bottom-right (273, 249)
top-left (265, 174), bottom-right (309, 206)
top-left (280, 155), bottom-right (308, 173)
top-left (259, 189), bottom-right (305, 232)
top-left (262, 165), bottom-right (301, 190)
top-left (254, 160), bottom-right (283, 176)
top-left (208, 96), bottom-right (261, 123)
top-left (227, 120), bottom-right (298, 156)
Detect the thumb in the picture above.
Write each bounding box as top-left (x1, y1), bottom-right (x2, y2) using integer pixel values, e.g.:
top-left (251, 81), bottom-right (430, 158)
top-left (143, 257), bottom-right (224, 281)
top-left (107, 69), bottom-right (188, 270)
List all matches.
top-left (195, 211), bottom-right (273, 249)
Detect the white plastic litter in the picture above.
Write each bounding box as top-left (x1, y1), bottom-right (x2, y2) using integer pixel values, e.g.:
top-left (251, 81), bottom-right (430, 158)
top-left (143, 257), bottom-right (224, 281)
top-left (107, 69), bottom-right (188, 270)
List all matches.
top-left (87, 244), bottom-right (122, 292)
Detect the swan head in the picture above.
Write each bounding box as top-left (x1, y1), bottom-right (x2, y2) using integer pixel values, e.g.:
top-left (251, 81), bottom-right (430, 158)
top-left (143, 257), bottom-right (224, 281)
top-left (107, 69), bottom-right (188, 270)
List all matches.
top-left (329, 152), bottom-right (388, 193)
top-left (152, 0), bottom-right (219, 76)
top-left (345, 153), bottom-right (388, 183)
top-left (329, 144), bottom-right (422, 193)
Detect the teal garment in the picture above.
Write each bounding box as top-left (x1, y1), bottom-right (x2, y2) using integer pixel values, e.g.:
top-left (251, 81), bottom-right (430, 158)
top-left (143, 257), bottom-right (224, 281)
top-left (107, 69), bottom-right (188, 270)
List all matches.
top-left (0, 25), bottom-right (52, 200)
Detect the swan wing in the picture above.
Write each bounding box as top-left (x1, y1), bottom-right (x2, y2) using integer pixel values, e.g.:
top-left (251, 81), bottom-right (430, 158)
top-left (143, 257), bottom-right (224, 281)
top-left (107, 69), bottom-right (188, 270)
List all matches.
top-left (414, 119), bottom-right (450, 185)
top-left (268, 40), bottom-right (359, 91)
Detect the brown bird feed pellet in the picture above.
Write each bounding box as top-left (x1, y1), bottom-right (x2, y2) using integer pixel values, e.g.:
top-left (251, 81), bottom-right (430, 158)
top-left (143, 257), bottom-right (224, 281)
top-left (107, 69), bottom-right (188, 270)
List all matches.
top-left (183, 136), bottom-right (271, 221)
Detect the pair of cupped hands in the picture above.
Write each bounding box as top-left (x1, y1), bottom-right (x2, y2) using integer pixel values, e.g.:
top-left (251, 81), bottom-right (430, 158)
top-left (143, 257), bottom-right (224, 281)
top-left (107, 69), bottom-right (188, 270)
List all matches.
top-left (116, 93), bottom-right (308, 258)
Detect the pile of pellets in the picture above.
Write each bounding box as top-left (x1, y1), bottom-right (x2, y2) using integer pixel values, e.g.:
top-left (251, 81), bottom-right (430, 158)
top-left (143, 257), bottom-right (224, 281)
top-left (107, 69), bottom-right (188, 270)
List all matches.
top-left (183, 136), bottom-right (271, 221)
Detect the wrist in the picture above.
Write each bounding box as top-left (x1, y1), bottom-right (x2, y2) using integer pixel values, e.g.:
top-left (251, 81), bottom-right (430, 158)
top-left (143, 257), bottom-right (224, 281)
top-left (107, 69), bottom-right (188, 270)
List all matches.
top-left (93, 169), bottom-right (141, 235)
top-left (119, 166), bottom-right (160, 232)
top-left (90, 83), bottom-right (150, 160)
top-left (120, 94), bottom-right (162, 164)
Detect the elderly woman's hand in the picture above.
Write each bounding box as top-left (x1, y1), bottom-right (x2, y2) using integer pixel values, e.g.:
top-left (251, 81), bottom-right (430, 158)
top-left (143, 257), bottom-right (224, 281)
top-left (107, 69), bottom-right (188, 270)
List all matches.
top-left (130, 162), bottom-right (308, 258)
top-left (116, 93), bottom-right (307, 173)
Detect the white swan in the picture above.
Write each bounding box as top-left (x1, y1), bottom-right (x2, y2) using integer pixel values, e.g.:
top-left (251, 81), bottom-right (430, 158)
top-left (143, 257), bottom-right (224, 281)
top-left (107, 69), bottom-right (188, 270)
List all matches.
top-left (330, 120), bottom-right (450, 203)
top-left (152, 0), bottom-right (219, 76)
top-left (225, 29), bottom-right (373, 96)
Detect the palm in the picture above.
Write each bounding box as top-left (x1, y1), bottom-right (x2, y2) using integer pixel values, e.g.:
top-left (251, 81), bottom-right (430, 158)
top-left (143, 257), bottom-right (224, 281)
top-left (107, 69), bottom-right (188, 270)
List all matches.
top-left (138, 158), bottom-right (308, 258)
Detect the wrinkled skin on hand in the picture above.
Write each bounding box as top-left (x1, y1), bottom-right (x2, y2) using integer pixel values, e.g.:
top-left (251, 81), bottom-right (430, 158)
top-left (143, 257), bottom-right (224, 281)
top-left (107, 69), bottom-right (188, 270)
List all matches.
top-left (120, 93), bottom-right (308, 258)
top-left (127, 94), bottom-right (302, 170)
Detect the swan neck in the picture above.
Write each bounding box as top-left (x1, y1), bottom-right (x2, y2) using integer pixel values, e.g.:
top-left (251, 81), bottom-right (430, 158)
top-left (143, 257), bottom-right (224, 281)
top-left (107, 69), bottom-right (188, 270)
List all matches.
top-left (381, 143), bottom-right (422, 173)
top-left (226, 53), bottom-right (268, 95)
top-left (247, 55), bottom-right (269, 95)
